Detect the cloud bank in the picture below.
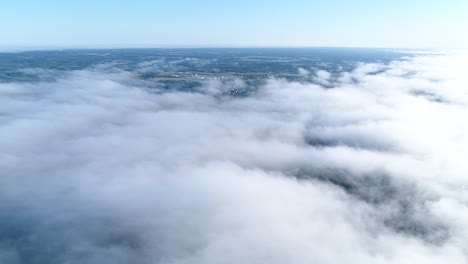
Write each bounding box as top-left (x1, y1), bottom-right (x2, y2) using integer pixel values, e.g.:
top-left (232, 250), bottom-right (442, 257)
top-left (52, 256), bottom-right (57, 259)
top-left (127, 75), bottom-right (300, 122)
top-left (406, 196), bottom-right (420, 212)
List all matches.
top-left (1, 52), bottom-right (468, 263)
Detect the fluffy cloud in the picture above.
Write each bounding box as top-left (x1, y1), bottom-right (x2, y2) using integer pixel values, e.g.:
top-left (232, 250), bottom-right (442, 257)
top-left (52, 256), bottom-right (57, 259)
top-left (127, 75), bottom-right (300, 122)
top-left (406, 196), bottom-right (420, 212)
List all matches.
top-left (1, 52), bottom-right (468, 263)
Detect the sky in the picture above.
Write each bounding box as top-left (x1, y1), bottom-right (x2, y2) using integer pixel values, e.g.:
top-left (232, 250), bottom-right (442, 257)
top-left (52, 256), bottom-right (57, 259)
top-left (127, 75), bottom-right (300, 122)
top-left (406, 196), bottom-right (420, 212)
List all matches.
top-left (1, 0), bottom-right (468, 49)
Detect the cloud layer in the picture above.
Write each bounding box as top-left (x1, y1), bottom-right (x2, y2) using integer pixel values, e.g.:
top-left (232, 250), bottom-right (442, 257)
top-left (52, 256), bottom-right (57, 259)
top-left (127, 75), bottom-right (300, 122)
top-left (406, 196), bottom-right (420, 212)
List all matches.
top-left (1, 52), bottom-right (468, 263)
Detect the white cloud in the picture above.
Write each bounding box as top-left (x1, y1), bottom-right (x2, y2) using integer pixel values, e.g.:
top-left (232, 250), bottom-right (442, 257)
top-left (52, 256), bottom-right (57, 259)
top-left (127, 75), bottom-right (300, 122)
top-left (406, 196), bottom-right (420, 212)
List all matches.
top-left (313, 69), bottom-right (332, 86)
top-left (1, 52), bottom-right (468, 263)
top-left (298, 67), bottom-right (310, 76)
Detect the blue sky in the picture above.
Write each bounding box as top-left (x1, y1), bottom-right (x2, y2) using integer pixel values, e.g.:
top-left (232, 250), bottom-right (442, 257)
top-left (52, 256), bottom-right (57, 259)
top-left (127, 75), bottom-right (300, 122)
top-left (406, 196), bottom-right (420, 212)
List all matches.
top-left (1, 0), bottom-right (467, 49)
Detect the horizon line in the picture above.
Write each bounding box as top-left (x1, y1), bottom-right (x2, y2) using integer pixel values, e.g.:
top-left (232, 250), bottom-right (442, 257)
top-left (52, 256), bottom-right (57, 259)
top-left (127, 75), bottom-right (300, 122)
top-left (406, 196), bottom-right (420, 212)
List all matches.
top-left (0, 45), bottom-right (448, 53)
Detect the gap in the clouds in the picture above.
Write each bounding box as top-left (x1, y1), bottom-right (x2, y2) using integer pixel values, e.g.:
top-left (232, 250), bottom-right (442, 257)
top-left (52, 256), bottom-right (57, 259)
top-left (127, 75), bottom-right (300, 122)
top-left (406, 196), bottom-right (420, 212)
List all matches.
top-left (287, 167), bottom-right (449, 245)
top-left (410, 90), bottom-right (449, 104)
